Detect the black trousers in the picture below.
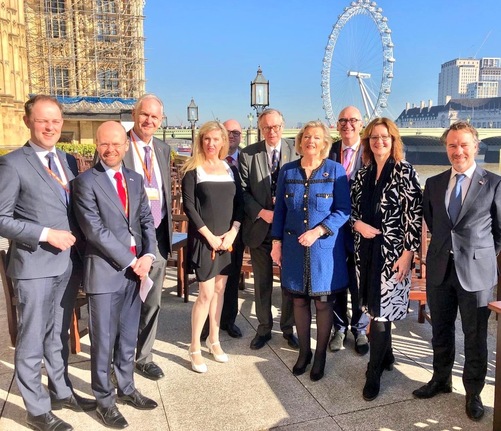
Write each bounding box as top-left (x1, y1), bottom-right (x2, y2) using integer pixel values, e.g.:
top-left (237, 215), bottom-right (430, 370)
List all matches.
top-left (427, 255), bottom-right (492, 395)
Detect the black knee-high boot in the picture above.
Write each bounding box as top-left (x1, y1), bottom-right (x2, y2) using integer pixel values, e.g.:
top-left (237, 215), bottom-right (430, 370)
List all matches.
top-left (363, 320), bottom-right (391, 401)
top-left (310, 299), bottom-right (333, 381)
top-left (292, 296), bottom-right (313, 376)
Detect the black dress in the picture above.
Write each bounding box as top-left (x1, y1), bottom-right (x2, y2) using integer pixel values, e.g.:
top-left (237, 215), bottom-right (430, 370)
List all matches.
top-left (182, 164), bottom-right (244, 282)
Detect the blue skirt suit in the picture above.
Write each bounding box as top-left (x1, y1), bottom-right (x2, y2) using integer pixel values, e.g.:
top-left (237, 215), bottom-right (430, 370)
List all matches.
top-left (271, 159), bottom-right (351, 297)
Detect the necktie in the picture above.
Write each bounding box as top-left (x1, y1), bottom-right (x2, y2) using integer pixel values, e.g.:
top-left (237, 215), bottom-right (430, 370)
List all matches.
top-left (114, 171), bottom-right (127, 214)
top-left (226, 155), bottom-right (234, 166)
top-left (115, 171), bottom-right (136, 256)
top-left (448, 173), bottom-right (466, 224)
top-left (45, 152), bottom-right (67, 202)
top-left (342, 147), bottom-right (354, 176)
top-left (270, 149), bottom-right (279, 175)
top-left (144, 146), bottom-right (162, 228)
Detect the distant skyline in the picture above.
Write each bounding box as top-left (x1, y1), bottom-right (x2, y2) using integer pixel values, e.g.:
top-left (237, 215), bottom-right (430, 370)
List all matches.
top-left (143, 0), bottom-right (500, 128)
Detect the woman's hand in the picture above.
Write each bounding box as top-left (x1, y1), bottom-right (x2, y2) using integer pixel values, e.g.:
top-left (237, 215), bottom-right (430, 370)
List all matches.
top-left (353, 220), bottom-right (382, 239)
top-left (298, 229), bottom-right (319, 248)
top-left (271, 241), bottom-right (282, 267)
top-left (220, 228), bottom-right (237, 250)
top-left (392, 250), bottom-right (414, 282)
top-left (199, 226), bottom-right (223, 251)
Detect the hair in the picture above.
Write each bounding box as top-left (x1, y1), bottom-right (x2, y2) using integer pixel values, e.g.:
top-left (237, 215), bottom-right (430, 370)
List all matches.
top-left (361, 117), bottom-right (405, 164)
top-left (180, 121), bottom-right (229, 174)
top-left (133, 93), bottom-right (164, 116)
top-left (24, 95), bottom-right (63, 117)
top-left (295, 120), bottom-right (333, 159)
top-left (440, 121), bottom-right (480, 145)
top-left (257, 108), bottom-right (285, 129)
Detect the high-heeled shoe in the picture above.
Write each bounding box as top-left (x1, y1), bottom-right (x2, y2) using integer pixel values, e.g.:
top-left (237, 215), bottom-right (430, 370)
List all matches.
top-left (206, 339), bottom-right (229, 363)
top-left (188, 347), bottom-right (208, 373)
top-left (292, 351), bottom-right (313, 376)
top-left (310, 353), bottom-right (326, 381)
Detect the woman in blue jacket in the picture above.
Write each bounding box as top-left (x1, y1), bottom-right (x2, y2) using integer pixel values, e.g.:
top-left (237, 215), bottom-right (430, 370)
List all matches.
top-left (271, 121), bottom-right (351, 381)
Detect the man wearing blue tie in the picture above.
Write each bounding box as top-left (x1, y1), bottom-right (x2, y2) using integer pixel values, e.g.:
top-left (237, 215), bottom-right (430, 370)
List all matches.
top-left (413, 121), bottom-right (501, 422)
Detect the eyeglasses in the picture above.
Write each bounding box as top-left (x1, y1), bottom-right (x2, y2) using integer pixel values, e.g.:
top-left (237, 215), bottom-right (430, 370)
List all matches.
top-left (337, 118), bottom-right (360, 126)
top-left (262, 124), bottom-right (282, 133)
top-left (227, 130), bottom-right (241, 136)
top-left (369, 135), bottom-right (392, 142)
top-left (98, 143), bottom-right (126, 149)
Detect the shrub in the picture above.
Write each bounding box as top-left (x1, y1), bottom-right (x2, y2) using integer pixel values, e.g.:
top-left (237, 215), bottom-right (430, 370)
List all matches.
top-left (56, 143), bottom-right (95, 157)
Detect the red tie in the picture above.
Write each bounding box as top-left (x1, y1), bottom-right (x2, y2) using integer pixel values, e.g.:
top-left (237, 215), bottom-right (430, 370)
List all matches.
top-left (114, 172), bottom-right (136, 256)
top-left (226, 156), bottom-right (234, 166)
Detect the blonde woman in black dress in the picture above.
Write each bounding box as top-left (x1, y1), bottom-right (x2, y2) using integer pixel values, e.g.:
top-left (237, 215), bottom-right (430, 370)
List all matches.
top-left (181, 121), bottom-right (243, 373)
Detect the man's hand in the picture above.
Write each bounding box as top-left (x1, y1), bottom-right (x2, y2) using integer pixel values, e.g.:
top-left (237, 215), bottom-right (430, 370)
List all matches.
top-left (131, 255), bottom-right (154, 279)
top-left (47, 229), bottom-right (76, 251)
top-left (258, 209), bottom-right (274, 224)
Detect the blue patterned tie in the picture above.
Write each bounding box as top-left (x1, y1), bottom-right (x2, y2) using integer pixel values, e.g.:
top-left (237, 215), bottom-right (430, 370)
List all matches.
top-left (144, 146), bottom-right (162, 228)
top-left (448, 173), bottom-right (465, 224)
top-left (46, 152), bottom-right (67, 202)
top-left (270, 149), bottom-right (278, 174)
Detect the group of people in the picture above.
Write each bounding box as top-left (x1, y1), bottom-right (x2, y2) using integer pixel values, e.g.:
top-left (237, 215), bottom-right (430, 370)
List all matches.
top-left (0, 95), bottom-right (499, 431)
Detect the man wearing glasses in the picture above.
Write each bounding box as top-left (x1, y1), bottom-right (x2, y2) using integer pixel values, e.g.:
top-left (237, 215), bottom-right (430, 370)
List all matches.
top-left (239, 109), bottom-right (299, 350)
top-left (328, 106), bottom-right (370, 355)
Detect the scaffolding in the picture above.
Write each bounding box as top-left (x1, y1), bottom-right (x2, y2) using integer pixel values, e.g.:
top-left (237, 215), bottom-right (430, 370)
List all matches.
top-left (24, 0), bottom-right (146, 102)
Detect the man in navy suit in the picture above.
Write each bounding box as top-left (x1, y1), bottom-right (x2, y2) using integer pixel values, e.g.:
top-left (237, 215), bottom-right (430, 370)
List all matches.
top-left (0, 95), bottom-right (95, 431)
top-left (123, 94), bottom-right (172, 380)
top-left (328, 106), bottom-right (370, 355)
top-left (412, 121), bottom-right (501, 422)
top-left (73, 121), bottom-right (158, 429)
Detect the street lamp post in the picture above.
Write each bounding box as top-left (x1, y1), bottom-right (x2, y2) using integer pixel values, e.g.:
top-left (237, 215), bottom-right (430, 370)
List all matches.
top-left (250, 66), bottom-right (269, 141)
top-left (187, 98), bottom-right (198, 148)
top-left (161, 116), bottom-right (168, 142)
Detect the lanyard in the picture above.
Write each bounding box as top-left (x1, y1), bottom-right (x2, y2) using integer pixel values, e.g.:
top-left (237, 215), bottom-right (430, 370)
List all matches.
top-left (131, 134), bottom-right (155, 185)
top-left (44, 166), bottom-right (69, 194)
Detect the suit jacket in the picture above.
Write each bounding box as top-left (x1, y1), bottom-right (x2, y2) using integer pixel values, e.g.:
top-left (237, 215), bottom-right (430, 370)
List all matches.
top-left (423, 166), bottom-right (501, 291)
top-left (239, 139), bottom-right (299, 248)
top-left (328, 140), bottom-right (364, 183)
top-left (123, 134), bottom-right (173, 257)
top-left (0, 144), bottom-right (78, 279)
top-left (72, 162), bottom-right (156, 294)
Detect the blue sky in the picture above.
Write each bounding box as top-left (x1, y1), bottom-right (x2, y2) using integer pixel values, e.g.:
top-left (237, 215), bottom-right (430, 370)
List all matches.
top-left (144, 0), bottom-right (501, 128)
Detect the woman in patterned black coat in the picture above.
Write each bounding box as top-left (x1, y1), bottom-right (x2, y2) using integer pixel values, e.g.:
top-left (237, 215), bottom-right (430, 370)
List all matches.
top-left (271, 121), bottom-right (351, 381)
top-left (351, 117), bottom-right (423, 400)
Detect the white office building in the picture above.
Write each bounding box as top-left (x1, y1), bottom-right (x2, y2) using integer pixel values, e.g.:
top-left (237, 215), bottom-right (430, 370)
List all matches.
top-left (438, 58), bottom-right (479, 105)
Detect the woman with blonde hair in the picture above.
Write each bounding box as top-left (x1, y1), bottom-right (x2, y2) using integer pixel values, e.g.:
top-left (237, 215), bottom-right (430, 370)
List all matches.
top-left (181, 121), bottom-right (243, 373)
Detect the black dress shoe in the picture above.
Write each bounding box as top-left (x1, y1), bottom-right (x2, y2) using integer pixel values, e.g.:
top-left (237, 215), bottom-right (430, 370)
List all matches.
top-left (363, 366), bottom-right (381, 401)
top-left (135, 361), bottom-right (165, 381)
top-left (412, 380), bottom-right (452, 399)
top-left (26, 411), bottom-right (73, 431)
top-left (225, 323), bottom-right (242, 338)
top-left (117, 389), bottom-right (158, 410)
top-left (292, 351), bottom-right (312, 376)
top-left (283, 333), bottom-right (299, 349)
top-left (465, 394), bottom-right (484, 421)
top-left (51, 393), bottom-right (97, 412)
top-left (354, 334), bottom-right (369, 356)
top-left (250, 333), bottom-right (271, 350)
top-left (96, 405), bottom-right (128, 429)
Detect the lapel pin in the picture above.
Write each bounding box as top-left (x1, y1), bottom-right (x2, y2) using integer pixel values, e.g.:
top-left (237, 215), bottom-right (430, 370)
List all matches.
top-left (479, 180), bottom-right (484, 185)
top-left (323, 172), bottom-right (329, 178)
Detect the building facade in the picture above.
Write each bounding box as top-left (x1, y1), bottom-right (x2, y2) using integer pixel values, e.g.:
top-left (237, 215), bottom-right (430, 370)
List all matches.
top-left (438, 58), bottom-right (480, 105)
top-left (0, 0), bottom-right (30, 145)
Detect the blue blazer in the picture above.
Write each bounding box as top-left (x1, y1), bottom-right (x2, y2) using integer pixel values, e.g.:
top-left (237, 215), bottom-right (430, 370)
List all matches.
top-left (271, 159), bottom-right (351, 295)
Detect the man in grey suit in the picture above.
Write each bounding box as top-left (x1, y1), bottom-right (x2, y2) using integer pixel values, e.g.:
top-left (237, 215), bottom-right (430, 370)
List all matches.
top-left (73, 121), bottom-right (158, 429)
top-left (123, 94), bottom-right (172, 381)
top-left (412, 121), bottom-right (501, 422)
top-left (328, 106), bottom-right (370, 355)
top-left (0, 95), bottom-right (95, 431)
top-left (239, 109), bottom-right (299, 350)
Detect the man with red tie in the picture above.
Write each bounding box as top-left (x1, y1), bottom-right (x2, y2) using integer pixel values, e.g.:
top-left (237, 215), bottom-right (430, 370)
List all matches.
top-left (73, 121), bottom-right (158, 429)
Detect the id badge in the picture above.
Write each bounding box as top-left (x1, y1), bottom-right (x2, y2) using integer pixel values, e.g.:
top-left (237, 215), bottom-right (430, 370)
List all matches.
top-left (145, 187), bottom-right (160, 201)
